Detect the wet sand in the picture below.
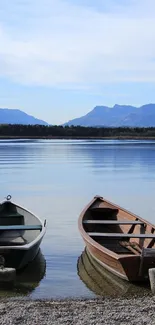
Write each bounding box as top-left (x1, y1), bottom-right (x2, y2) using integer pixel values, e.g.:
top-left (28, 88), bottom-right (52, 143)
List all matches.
top-left (0, 295), bottom-right (155, 325)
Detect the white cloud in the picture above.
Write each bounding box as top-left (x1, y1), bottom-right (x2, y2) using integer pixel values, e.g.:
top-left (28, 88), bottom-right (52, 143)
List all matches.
top-left (0, 0), bottom-right (155, 88)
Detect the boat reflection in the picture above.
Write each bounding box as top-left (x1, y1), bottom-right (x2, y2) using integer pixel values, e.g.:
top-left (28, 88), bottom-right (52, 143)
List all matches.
top-left (0, 249), bottom-right (46, 297)
top-left (77, 247), bottom-right (150, 297)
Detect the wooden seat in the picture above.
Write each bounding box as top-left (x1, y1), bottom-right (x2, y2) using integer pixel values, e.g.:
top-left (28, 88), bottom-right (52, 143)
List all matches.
top-left (83, 220), bottom-right (145, 225)
top-left (90, 207), bottom-right (118, 212)
top-left (0, 212), bottom-right (24, 226)
top-left (0, 213), bottom-right (23, 218)
top-left (0, 225), bottom-right (42, 231)
top-left (88, 232), bottom-right (155, 238)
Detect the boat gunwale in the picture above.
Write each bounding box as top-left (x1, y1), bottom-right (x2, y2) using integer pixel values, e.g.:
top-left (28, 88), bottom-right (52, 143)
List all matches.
top-left (78, 195), bottom-right (155, 260)
top-left (0, 199), bottom-right (46, 250)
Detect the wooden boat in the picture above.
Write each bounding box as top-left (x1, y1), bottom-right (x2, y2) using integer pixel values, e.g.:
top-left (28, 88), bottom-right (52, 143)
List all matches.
top-left (0, 195), bottom-right (46, 270)
top-left (78, 195), bottom-right (155, 282)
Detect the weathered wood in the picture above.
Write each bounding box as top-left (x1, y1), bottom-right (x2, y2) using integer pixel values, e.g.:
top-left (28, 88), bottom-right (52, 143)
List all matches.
top-left (127, 218), bottom-right (144, 234)
top-left (131, 242), bottom-right (142, 253)
top-left (142, 248), bottom-right (155, 257)
top-left (147, 238), bottom-right (155, 248)
top-left (88, 232), bottom-right (155, 238)
top-left (83, 220), bottom-right (144, 225)
top-left (138, 248), bottom-right (155, 277)
top-left (90, 207), bottom-right (118, 212)
top-left (119, 241), bottom-right (140, 255)
top-left (149, 269), bottom-right (155, 294)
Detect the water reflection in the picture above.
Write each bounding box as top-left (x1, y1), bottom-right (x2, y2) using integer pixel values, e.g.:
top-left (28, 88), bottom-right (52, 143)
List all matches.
top-left (66, 140), bottom-right (155, 171)
top-left (1, 139), bottom-right (155, 298)
top-left (77, 248), bottom-right (150, 297)
top-left (0, 249), bottom-right (46, 297)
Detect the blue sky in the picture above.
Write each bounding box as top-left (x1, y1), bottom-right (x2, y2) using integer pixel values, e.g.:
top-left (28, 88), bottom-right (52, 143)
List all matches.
top-left (0, 0), bottom-right (155, 124)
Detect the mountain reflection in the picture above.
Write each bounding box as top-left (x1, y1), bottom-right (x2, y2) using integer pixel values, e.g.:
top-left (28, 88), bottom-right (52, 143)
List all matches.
top-left (66, 140), bottom-right (155, 170)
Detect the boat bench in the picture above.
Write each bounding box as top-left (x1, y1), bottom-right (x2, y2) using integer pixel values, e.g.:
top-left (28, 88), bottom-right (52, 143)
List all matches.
top-left (90, 207), bottom-right (119, 212)
top-left (0, 213), bottom-right (25, 226)
top-left (0, 213), bottom-right (23, 218)
top-left (84, 220), bottom-right (145, 225)
top-left (0, 225), bottom-right (42, 231)
top-left (88, 232), bottom-right (155, 238)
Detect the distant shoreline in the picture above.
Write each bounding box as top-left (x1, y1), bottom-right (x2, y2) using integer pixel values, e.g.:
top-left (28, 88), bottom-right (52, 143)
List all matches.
top-left (0, 136), bottom-right (155, 140)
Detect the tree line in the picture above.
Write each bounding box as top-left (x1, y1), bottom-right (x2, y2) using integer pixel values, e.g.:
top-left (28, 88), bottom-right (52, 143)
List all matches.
top-left (0, 124), bottom-right (155, 137)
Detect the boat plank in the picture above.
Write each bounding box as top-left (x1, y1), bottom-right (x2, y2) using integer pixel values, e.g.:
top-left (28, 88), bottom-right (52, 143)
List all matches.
top-left (88, 232), bottom-right (155, 238)
top-left (90, 207), bottom-right (118, 211)
top-left (83, 220), bottom-right (144, 225)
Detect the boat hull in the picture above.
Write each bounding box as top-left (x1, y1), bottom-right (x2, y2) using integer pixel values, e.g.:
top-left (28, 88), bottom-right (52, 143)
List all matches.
top-left (86, 241), bottom-right (129, 281)
top-left (83, 238), bottom-right (140, 281)
top-left (84, 239), bottom-right (154, 282)
top-left (0, 235), bottom-right (44, 270)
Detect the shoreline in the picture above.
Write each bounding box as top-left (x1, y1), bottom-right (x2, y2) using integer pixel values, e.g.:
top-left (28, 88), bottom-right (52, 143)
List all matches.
top-left (0, 135), bottom-right (155, 140)
top-left (0, 295), bottom-right (154, 324)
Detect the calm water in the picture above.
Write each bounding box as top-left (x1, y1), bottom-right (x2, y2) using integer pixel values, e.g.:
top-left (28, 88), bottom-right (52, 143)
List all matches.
top-left (0, 139), bottom-right (155, 299)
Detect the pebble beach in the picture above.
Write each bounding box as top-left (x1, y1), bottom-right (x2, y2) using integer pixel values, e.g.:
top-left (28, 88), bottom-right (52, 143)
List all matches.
top-left (0, 295), bottom-right (155, 325)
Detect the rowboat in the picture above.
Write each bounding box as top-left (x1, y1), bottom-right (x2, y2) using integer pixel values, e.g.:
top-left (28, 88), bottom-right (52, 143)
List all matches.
top-left (0, 195), bottom-right (46, 271)
top-left (78, 195), bottom-right (155, 282)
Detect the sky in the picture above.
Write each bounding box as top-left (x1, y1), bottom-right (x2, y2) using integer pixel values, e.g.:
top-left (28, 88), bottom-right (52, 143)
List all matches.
top-left (0, 0), bottom-right (155, 124)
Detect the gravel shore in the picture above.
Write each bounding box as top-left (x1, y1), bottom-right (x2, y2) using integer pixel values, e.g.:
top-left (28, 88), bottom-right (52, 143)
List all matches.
top-left (0, 295), bottom-right (155, 325)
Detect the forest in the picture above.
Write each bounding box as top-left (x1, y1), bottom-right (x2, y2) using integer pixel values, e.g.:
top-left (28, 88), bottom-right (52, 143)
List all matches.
top-left (0, 124), bottom-right (155, 138)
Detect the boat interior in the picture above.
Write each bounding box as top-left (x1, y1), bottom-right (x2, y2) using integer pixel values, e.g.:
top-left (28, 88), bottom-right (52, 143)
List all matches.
top-left (0, 201), bottom-right (42, 246)
top-left (82, 199), bottom-right (155, 256)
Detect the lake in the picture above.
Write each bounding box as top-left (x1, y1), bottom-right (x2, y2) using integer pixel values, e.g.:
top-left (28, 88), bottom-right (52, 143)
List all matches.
top-left (0, 139), bottom-right (155, 299)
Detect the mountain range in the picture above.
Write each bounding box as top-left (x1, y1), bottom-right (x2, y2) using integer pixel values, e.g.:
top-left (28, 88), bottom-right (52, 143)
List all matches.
top-left (64, 104), bottom-right (155, 127)
top-left (1, 105), bottom-right (155, 127)
top-left (0, 109), bottom-right (48, 125)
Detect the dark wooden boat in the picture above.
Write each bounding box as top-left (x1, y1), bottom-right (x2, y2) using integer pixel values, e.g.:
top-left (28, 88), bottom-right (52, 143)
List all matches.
top-left (0, 195), bottom-right (46, 270)
top-left (78, 195), bottom-right (155, 282)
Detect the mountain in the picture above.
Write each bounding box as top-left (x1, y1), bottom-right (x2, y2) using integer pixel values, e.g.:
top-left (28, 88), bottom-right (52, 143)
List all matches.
top-left (0, 109), bottom-right (48, 125)
top-left (64, 104), bottom-right (155, 127)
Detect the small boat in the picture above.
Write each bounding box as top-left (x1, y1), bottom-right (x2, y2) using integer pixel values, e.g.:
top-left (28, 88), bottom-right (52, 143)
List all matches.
top-left (78, 195), bottom-right (155, 282)
top-left (0, 195), bottom-right (46, 270)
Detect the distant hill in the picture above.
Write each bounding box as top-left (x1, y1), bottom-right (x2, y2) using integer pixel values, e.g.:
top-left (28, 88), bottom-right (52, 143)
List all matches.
top-left (0, 109), bottom-right (48, 125)
top-left (64, 104), bottom-right (155, 127)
